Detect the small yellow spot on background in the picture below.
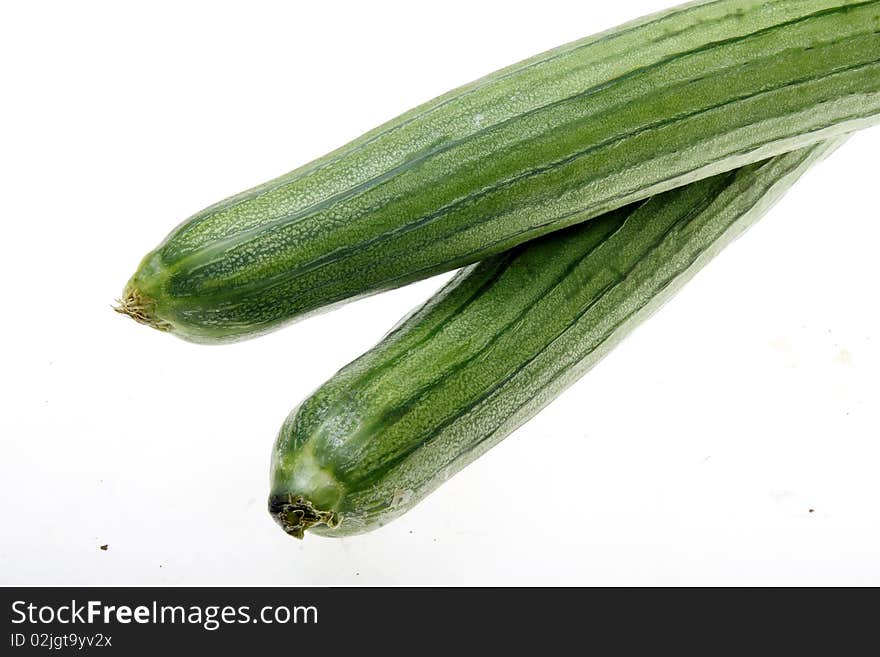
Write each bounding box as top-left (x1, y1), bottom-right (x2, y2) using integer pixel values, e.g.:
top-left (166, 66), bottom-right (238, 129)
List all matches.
top-left (836, 347), bottom-right (853, 366)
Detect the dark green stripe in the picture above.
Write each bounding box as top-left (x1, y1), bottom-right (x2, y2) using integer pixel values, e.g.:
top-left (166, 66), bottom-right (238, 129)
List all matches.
top-left (335, 249), bottom-right (522, 397)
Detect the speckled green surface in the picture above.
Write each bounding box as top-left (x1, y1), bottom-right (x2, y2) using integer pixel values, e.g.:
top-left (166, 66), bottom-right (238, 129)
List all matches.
top-left (268, 138), bottom-right (844, 538)
top-left (122, 0), bottom-right (880, 343)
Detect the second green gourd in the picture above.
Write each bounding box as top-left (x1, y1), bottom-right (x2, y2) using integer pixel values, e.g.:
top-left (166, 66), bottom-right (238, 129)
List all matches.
top-left (269, 139), bottom-right (843, 538)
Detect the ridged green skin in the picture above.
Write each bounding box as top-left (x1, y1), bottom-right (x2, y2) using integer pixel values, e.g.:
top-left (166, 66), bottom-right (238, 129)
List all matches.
top-left (123, 0), bottom-right (880, 343)
top-left (268, 139), bottom-right (843, 538)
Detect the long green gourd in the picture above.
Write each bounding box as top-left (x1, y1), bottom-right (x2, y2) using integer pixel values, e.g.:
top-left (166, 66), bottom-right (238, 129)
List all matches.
top-left (268, 139), bottom-right (843, 538)
top-left (120, 0), bottom-right (880, 343)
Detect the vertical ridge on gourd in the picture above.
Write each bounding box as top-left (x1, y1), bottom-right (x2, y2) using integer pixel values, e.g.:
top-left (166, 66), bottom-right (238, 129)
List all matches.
top-left (268, 139), bottom-right (845, 538)
top-left (119, 0), bottom-right (880, 343)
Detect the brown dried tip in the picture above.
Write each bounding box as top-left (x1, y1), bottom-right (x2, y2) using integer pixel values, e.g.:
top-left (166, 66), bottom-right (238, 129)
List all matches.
top-left (268, 494), bottom-right (340, 539)
top-left (114, 287), bottom-right (171, 332)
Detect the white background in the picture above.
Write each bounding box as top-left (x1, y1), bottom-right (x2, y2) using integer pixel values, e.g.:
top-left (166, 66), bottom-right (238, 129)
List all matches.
top-left (1, 0), bottom-right (878, 586)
